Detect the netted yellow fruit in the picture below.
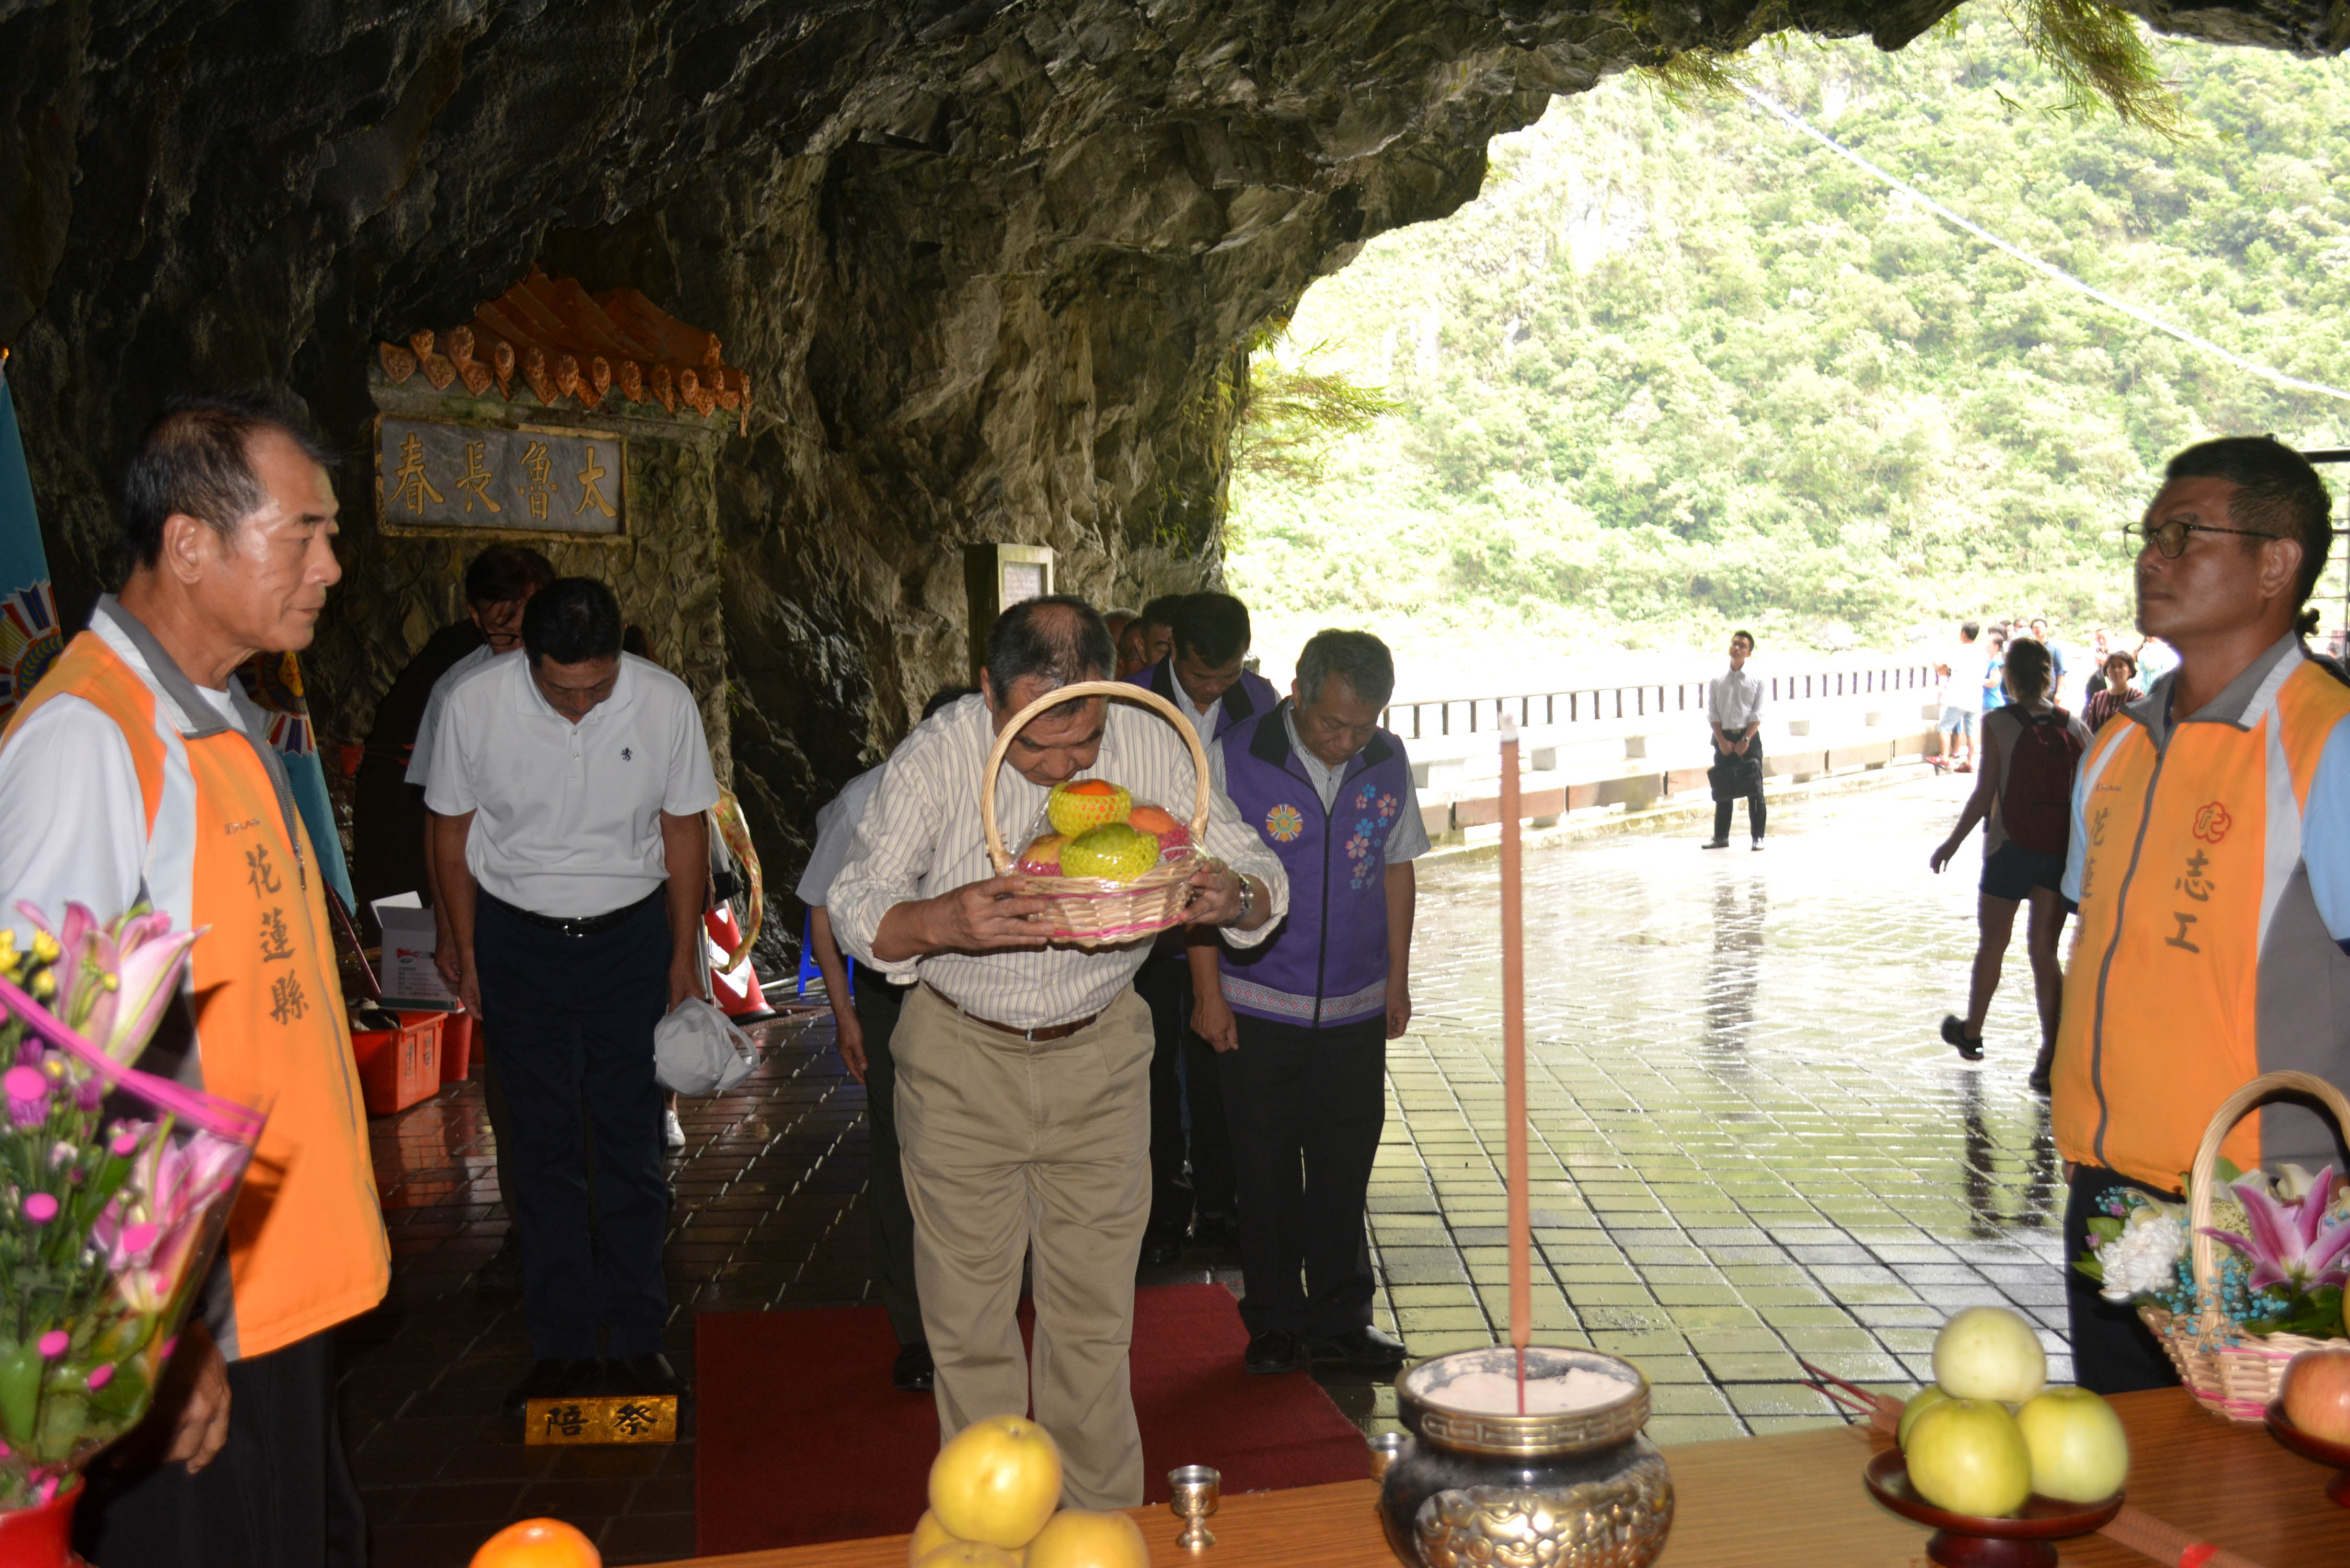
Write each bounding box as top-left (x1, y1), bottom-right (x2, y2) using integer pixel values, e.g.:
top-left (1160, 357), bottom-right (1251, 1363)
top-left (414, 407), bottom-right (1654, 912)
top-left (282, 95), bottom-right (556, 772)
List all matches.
top-left (1046, 780), bottom-right (1131, 837)
top-left (1061, 824), bottom-right (1159, 884)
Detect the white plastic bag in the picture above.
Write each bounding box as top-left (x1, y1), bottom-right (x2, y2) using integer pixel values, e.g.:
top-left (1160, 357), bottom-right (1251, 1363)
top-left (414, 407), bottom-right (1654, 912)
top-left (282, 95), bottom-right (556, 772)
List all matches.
top-left (654, 997), bottom-right (758, 1095)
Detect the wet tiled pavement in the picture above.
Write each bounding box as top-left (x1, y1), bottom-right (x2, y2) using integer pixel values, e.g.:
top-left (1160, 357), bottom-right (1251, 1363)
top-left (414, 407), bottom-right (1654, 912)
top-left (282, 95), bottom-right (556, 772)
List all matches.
top-left (341, 766), bottom-right (2068, 1564)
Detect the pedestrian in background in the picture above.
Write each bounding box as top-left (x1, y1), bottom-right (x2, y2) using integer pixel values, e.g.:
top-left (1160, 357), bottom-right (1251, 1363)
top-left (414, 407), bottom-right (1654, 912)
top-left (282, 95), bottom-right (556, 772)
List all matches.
top-left (1702, 629), bottom-right (1766, 851)
top-left (1929, 638), bottom-right (2087, 1086)
top-left (1131, 594), bottom-right (1182, 675)
top-left (796, 684), bottom-right (974, 1394)
top-left (427, 577), bottom-right (719, 1415)
top-left (1981, 628), bottom-right (2008, 714)
top-left (2030, 617), bottom-right (2069, 704)
top-left (1936, 621), bottom-right (1986, 771)
top-left (2082, 651), bottom-right (2140, 733)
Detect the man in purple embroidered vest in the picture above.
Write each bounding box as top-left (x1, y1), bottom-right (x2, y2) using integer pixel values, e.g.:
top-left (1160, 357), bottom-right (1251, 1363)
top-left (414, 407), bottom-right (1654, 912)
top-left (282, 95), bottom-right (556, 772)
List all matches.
top-left (1189, 629), bottom-right (1427, 1376)
top-left (1130, 591), bottom-right (1284, 1265)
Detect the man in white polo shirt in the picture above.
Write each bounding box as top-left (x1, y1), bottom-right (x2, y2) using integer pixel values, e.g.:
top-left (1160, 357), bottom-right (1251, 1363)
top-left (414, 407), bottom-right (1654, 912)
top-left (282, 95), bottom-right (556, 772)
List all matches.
top-left (423, 576), bottom-right (719, 1416)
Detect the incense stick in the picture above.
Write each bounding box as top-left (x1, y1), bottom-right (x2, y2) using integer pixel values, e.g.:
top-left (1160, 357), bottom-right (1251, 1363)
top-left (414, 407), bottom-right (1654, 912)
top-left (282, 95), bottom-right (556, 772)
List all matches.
top-left (1500, 714), bottom-right (1529, 1412)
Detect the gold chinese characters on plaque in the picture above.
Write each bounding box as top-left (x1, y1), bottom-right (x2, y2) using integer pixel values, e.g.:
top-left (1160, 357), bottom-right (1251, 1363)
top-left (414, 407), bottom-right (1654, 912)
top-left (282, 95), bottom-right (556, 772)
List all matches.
top-left (523, 1394), bottom-right (678, 1446)
top-left (376, 416), bottom-right (625, 536)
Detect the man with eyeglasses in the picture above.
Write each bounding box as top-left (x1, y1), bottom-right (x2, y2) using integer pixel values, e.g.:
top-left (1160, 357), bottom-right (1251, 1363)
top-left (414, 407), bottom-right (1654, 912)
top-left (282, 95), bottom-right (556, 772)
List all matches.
top-left (2051, 437), bottom-right (2350, 1394)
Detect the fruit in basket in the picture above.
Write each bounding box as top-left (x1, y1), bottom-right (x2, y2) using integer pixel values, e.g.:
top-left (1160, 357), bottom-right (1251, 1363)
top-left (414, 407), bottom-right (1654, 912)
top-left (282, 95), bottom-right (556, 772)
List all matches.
top-left (1932, 1305), bottom-right (2047, 1403)
top-left (1017, 834), bottom-right (1068, 877)
top-left (1047, 779), bottom-right (1131, 836)
top-left (2280, 1346), bottom-right (2350, 1443)
top-left (1127, 803), bottom-right (1190, 851)
top-left (469, 1518), bottom-right (600, 1568)
top-left (1904, 1398), bottom-right (2033, 1517)
top-left (909, 1511), bottom-right (961, 1566)
top-left (1024, 1508), bottom-right (1148, 1568)
top-left (928, 1414), bottom-right (1064, 1549)
top-left (1061, 824), bottom-right (1161, 884)
top-left (1897, 1384), bottom-right (1952, 1450)
top-left (2015, 1386), bottom-right (2129, 1502)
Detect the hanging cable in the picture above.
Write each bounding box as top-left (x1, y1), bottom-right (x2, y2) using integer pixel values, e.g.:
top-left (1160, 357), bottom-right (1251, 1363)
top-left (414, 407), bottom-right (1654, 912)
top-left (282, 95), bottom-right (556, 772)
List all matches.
top-left (1738, 85), bottom-right (2350, 406)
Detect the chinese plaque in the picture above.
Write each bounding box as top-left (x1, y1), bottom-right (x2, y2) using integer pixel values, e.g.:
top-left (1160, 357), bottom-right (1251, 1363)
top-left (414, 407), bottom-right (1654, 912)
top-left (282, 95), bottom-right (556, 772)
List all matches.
top-left (376, 417), bottom-right (625, 535)
top-left (523, 1394), bottom-right (678, 1446)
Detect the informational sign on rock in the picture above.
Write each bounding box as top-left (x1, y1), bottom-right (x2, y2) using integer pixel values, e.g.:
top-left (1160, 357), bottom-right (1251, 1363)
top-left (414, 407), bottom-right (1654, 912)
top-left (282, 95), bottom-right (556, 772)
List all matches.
top-left (375, 416), bottom-right (626, 535)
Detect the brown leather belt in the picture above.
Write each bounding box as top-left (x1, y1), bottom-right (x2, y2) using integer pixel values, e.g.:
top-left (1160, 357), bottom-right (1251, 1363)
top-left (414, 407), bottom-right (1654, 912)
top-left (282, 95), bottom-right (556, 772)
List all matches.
top-left (923, 983), bottom-right (1100, 1042)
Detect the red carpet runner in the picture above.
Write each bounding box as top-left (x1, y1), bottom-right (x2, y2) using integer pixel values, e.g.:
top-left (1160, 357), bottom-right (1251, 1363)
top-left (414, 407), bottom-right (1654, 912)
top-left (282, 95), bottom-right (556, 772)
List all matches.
top-left (694, 1284), bottom-right (1369, 1555)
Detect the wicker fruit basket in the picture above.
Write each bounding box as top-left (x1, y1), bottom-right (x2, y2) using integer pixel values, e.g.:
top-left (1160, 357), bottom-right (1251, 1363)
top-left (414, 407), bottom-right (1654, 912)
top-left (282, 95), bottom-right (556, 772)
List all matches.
top-left (2138, 1068), bottom-right (2350, 1422)
top-left (980, 679), bottom-right (1213, 949)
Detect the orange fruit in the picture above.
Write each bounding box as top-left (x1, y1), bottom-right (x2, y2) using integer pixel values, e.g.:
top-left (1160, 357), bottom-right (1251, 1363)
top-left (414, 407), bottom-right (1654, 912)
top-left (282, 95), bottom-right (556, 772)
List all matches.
top-left (469, 1518), bottom-right (600, 1568)
top-left (1126, 804), bottom-right (1189, 850)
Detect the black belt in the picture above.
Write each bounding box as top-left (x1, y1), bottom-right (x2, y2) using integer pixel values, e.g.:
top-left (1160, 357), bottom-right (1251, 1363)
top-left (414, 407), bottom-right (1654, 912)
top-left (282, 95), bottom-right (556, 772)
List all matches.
top-left (485, 887), bottom-right (663, 938)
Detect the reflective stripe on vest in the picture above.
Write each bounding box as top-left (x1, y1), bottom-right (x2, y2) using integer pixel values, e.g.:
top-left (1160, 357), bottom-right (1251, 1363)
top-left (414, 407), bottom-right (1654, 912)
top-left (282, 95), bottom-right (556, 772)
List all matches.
top-left (2053, 654), bottom-right (2350, 1192)
top-left (2, 630), bottom-right (389, 1358)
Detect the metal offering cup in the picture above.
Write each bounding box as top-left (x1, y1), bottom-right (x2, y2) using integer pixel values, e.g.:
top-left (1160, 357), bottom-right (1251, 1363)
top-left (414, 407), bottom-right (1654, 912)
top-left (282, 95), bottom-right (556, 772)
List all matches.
top-left (1168, 1464), bottom-right (1220, 1550)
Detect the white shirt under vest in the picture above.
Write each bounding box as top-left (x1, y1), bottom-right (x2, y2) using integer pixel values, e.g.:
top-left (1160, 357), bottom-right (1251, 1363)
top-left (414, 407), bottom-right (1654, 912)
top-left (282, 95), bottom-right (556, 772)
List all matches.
top-left (422, 651), bottom-right (720, 918)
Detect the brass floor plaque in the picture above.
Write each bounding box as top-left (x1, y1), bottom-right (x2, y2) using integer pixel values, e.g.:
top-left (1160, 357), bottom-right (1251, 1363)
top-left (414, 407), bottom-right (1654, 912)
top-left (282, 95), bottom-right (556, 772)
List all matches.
top-left (523, 1394), bottom-right (678, 1445)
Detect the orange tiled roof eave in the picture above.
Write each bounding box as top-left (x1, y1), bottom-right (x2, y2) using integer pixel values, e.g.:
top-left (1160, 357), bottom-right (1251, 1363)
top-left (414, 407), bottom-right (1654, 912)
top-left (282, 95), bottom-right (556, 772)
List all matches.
top-left (374, 268), bottom-right (751, 435)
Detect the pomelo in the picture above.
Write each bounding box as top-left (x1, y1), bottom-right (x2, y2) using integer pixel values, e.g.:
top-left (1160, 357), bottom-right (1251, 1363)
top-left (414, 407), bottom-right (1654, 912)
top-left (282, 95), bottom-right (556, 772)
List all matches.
top-left (927, 1414), bottom-right (1064, 1549)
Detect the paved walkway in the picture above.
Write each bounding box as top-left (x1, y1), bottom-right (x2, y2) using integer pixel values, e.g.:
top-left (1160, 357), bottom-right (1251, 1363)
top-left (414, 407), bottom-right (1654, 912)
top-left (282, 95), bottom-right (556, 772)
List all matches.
top-left (342, 768), bottom-right (2069, 1564)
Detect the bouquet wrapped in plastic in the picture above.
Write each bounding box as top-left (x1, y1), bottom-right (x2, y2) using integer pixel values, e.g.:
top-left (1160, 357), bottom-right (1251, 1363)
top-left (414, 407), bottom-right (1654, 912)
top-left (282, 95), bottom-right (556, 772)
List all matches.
top-left (0, 903), bottom-right (266, 1512)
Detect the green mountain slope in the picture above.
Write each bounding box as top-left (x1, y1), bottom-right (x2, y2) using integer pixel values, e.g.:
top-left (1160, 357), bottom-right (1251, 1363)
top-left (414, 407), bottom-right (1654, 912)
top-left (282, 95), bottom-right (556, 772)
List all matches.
top-left (1225, 21), bottom-right (2350, 666)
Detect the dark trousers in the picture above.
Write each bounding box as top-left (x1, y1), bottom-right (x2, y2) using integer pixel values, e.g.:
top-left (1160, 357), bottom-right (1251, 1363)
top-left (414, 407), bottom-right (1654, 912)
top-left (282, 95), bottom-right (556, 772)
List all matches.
top-left (1219, 1013), bottom-right (1387, 1338)
top-left (481, 1022), bottom-right (518, 1221)
top-left (74, 1332), bottom-right (364, 1568)
top-left (1138, 947), bottom-right (1234, 1236)
top-left (1712, 741), bottom-right (1766, 842)
top-left (2064, 1165), bottom-right (2183, 1394)
top-left (857, 979), bottom-right (924, 1347)
top-left (475, 891), bottom-right (672, 1359)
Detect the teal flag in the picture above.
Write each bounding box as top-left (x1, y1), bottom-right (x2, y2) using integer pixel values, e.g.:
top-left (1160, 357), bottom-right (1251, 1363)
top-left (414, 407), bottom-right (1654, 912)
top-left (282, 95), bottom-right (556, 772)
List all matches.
top-left (0, 368), bottom-right (64, 729)
top-left (237, 651), bottom-right (358, 913)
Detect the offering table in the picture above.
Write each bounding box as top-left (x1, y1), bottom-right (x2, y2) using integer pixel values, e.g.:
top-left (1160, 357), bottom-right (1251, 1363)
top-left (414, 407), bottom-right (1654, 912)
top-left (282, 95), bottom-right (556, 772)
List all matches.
top-left (659, 1389), bottom-right (2349, 1568)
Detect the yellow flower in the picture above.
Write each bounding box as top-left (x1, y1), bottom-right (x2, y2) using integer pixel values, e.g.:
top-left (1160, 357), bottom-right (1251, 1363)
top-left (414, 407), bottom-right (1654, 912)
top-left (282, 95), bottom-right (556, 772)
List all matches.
top-left (30, 969), bottom-right (57, 1000)
top-left (30, 931), bottom-right (60, 965)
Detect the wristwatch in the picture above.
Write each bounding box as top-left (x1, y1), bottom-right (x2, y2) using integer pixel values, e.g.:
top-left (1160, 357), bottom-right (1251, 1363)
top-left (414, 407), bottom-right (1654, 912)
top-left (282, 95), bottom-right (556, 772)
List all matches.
top-left (1232, 877), bottom-right (1255, 927)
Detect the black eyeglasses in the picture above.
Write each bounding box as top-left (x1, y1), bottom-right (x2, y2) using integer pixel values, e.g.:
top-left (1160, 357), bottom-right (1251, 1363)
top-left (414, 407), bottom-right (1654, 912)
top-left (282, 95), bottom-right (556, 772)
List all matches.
top-left (2125, 518), bottom-right (2272, 559)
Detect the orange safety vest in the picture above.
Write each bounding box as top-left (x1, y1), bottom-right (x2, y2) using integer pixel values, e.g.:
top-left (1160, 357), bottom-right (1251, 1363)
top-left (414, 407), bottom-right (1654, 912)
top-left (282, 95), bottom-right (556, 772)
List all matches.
top-left (2054, 641), bottom-right (2350, 1192)
top-left (1, 616), bottom-right (388, 1359)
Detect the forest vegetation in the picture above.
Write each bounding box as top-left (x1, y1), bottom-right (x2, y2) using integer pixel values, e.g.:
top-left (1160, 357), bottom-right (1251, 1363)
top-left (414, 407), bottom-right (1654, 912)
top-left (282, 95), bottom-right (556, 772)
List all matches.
top-left (1223, 19), bottom-right (2350, 682)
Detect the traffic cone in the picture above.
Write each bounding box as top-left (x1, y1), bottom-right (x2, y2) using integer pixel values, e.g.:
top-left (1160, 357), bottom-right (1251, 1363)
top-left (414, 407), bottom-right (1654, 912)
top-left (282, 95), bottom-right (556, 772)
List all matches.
top-left (706, 905), bottom-right (779, 1023)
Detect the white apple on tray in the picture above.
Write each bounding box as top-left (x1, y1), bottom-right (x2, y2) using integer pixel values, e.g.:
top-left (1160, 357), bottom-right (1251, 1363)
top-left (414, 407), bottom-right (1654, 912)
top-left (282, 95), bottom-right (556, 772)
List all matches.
top-left (2266, 1345), bottom-right (2350, 1509)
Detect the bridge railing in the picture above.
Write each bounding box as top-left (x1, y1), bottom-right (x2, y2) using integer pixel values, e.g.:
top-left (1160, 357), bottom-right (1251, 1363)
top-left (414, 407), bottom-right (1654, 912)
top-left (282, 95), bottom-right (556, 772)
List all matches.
top-left (1380, 663), bottom-right (1941, 743)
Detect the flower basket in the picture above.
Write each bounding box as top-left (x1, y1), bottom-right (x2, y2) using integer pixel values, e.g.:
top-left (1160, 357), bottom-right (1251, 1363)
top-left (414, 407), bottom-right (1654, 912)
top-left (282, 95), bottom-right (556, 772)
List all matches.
top-left (0, 909), bottom-right (267, 1519)
top-left (2137, 1069), bottom-right (2350, 1422)
top-left (980, 681), bottom-right (1212, 949)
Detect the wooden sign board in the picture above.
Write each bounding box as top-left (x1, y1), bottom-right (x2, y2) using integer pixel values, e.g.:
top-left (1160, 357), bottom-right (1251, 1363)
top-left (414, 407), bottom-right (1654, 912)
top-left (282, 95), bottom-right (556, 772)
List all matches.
top-left (376, 415), bottom-right (627, 537)
top-left (523, 1394), bottom-right (678, 1445)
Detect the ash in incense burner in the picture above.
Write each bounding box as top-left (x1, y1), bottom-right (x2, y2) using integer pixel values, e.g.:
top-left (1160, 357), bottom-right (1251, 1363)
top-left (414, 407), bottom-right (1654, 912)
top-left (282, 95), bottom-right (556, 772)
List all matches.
top-left (1377, 1346), bottom-right (1674, 1568)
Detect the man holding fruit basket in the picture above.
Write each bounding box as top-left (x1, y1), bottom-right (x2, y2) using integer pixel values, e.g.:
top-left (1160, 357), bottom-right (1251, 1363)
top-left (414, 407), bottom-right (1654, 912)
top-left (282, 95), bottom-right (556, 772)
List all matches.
top-left (828, 594), bottom-right (1286, 1510)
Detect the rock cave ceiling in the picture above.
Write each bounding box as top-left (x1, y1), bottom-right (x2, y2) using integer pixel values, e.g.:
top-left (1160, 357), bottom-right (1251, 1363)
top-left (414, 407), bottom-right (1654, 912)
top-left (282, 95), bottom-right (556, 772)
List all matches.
top-left (0, 0), bottom-right (2341, 896)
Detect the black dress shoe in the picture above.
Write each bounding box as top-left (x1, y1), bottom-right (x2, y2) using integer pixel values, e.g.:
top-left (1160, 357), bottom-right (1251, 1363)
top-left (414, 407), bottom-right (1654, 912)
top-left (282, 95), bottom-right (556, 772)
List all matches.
top-left (1139, 1228), bottom-right (1187, 1267)
top-left (1190, 1212), bottom-right (1239, 1252)
top-left (1305, 1324), bottom-right (1409, 1374)
top-left (892, 1342), bottom-right (936, 1392)
top-left (606, 1353), bottom-right (685, 1398)
top-left (1243, 1330), bottom-right (1303, 1375)
top-left (501, 1358), bottom-right (604, 1417)
top-left (476, 1229), bottom-right (525, 1293)
top-left (1940, 1014), bottom-right (1985, 1061)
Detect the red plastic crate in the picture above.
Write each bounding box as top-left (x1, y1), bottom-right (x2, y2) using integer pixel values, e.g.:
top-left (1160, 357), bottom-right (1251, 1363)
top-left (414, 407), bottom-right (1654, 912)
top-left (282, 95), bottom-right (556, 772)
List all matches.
top-left (351, 1012), bottom-right (443, 1115)
top-left (438, 1010), bottom-right (475, 1083)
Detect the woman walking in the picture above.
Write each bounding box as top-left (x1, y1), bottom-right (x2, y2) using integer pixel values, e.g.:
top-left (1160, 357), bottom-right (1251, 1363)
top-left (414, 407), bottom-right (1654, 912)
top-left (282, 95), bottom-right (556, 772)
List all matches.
top-left (1928, 639), bottom-right (2089, 1090)
top-left (2081, 650), bottom-right (2140, 733)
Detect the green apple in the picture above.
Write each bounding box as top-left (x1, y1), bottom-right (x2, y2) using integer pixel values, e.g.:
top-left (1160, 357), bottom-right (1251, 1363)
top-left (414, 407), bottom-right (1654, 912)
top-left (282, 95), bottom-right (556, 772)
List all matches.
top-left (2014, 1387), bottom-right (2128, 1502)
top-left (1932, 1306), bottom-right (2047, 1403)
top-left (1905, 1399), bottom-right (2034, 1518)
top-left (1897, 1385), bottom-right (1952, 1450)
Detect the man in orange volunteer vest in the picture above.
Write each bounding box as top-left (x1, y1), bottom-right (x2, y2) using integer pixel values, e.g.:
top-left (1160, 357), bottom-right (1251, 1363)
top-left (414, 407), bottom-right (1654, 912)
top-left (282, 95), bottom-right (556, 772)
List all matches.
top-left (0, 391), bottom-right (388, 1565)
top-left (2055, 437), bottom-right (2350, 1393)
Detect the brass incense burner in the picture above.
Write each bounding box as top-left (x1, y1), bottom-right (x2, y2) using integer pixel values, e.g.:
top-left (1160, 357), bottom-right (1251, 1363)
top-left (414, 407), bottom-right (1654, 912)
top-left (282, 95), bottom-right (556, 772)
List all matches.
top-left (1376, 1346), bottom-right (1674, 1568)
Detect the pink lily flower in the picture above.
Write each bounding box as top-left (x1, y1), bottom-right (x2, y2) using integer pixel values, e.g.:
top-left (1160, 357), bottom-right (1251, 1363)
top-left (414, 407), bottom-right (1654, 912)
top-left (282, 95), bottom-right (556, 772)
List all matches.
top-left (83, 912), bottom-right (201, 1066)
top-left (2201, 1163), bottom-right (2350, 1293)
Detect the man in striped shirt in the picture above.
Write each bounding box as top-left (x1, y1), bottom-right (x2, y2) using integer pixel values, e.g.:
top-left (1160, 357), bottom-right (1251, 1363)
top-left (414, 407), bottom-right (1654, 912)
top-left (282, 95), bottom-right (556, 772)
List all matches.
top-left (830, 595), bottom-right (1287, 1508)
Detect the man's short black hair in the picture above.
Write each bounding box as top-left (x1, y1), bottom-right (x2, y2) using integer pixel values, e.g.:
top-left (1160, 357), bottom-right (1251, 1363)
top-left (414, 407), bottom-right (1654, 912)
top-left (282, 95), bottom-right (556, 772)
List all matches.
top-left (1960, 620), bottom-right (1980, 642)
top-left (522, 577), bottom-right (624, 666)
top-left (1296, 629), bottom-right (1396, 709)
top-left (985, 595), bottom-right (1113, 710)
top-left (1730, 629), bottom-right (1755, 650)
top-left (1137, 594), bottom-right (1185, 633)
top-left (923, 685), bottom-right (977, 721)
top-left (1173, 592), bottom-right (1251, 667)
top-left (118, 388), bottom-right (336, 568)
top-left (2164, 436), bottom-right (2334, 606)
top-left (465, 545), bottom-right (556, 607)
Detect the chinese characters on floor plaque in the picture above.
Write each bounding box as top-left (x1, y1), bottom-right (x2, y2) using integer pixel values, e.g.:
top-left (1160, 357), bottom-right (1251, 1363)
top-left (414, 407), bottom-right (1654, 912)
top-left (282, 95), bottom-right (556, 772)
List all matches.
top-left (523, 1395), bottom-right (679, 1446)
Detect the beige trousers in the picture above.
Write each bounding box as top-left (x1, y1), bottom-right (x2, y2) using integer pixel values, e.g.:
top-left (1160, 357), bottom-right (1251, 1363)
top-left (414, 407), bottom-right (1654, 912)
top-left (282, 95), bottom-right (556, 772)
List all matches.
top-left (893, 984), bottom-right (1155, 1508)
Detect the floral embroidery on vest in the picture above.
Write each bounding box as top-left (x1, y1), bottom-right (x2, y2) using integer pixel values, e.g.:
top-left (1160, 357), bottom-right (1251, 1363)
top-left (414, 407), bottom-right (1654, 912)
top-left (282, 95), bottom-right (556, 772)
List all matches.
top-left (1346, 779), bottom-right (1399, 889)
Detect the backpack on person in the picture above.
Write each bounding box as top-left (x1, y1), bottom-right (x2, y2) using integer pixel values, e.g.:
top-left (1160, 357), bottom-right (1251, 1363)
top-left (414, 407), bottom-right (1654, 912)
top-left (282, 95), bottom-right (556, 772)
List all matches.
top-left (2001, 708), bottom-right (2085, 854)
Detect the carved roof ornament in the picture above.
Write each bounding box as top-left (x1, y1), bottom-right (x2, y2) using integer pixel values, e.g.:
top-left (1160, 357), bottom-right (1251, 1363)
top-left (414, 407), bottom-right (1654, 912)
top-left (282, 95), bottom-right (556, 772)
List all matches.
top-left (374, 268), bottom-right (752, 435)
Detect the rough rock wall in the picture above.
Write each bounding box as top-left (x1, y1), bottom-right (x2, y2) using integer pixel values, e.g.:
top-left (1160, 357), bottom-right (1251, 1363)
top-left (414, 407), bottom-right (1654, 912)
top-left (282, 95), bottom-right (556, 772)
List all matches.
top-left (1, 0), bottom-right (2339, 898)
